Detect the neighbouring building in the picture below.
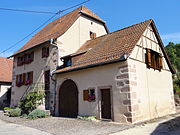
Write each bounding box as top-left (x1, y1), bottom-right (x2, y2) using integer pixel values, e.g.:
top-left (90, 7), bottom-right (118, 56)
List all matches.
top-left (54, 19), bottom-right (176, 123)
top-left (10, 6), bottom-right (108, 113)
top-left (0, 57), bottom-right (13, 109)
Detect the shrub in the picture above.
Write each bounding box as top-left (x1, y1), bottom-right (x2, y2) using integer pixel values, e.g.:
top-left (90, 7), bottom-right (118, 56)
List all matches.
top-left (28, 109), bottom-right (47, 120)
top-left (4, 107), bottom-right (12, 111)
top-left (8, 108), bottom-right (21, 117)
top-left (77, 116), bottom-right (97, 121)
top-left (18, 91), bottom-right (45, 114)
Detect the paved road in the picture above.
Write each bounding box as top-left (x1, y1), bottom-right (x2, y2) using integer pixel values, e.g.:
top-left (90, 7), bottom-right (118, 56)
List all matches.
top-left (0, 119), bottom-right (52, 135)
top-left (111, 114), bottom-right (180, 135)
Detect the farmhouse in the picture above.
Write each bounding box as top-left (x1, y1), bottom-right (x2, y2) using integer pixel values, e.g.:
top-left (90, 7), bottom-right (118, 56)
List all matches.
top-left (0, 57), bottom-right (13, 109)
top-left (10, 6), bottom-right (175, 123)
top-left (54, 19), bottom-right (175, 123)
top-left (10, 6), bottom-right (108, 113)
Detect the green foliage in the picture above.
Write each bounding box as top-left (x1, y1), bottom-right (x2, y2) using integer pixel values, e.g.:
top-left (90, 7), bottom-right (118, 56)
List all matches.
top-left (28, 109), bottom-right (47, 120)
top-left (78, 116), bottom-right (97, 121)
top-left (4, 107), bottom-right (12, 111)
top-left (18, 91), bottom-right (45, 114)
top-left (8, 108), bottom-right (21, 117)
top-left (165, 42), bottom-right (180, 92)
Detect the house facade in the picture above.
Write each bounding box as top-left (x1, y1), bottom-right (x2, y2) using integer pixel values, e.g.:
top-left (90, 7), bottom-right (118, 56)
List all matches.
top-left (10, 6), bottom-right (108, 113)
top-left (0, 57), bottom-right (13, 109)
top-left (54, 20), bottom-right (175, 123)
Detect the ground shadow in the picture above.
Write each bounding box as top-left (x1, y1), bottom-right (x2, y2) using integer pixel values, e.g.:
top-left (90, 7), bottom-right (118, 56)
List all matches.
top-left (151, 116), bottom-right (180, 135)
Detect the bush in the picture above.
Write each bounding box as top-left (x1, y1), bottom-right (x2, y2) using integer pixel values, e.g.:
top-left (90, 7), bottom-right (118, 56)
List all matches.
top-left (18, 91), bottom-right (45, 114)
top-left (28, 109), bottom-right (47, 120)
top-left (4, 107), bottom-right (12, 112)
top-left (3, 107), bottom-right (12, 113)
top-left (8, 108), bottom-right (21, 117)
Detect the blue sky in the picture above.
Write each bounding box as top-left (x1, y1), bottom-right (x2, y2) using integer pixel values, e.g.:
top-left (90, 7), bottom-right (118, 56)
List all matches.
top-left (0, 0), bottom-right (180, 57)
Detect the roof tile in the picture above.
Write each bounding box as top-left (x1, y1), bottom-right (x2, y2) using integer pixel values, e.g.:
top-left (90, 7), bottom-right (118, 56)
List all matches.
top-left (0, 57), bottom-right (13, 83)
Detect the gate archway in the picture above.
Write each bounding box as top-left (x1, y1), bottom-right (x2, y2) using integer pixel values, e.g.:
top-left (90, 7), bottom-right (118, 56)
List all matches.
top-left (59, 79), bottom-right (78, 118)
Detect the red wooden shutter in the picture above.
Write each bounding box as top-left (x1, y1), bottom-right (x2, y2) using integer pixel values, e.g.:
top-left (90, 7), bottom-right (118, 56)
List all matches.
top-left (46, 47), bottom-right (49, 57)
top-left (93, 33), bottom-right (96, 39)
top-left (31, 52), bottom-right (34, 61)
top-left (23, 73), bottom-right (26, 85)
top-left (16, 75), bottom-right (19, 86)
top-left (29, 71), bottom-right (33, 84)
top-left (159, 55), bottom-right (163, 70)
top-left (42, 47), bottom-right (45, 58)
top-left (146, 49), bottom-right (151, 67)
top-left (83, 90), bottom-right (89, 101)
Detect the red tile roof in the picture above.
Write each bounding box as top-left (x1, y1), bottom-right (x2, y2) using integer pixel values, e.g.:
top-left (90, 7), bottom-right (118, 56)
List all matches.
top-left (0, 57), bottom-right (13, 83)
top-left (13, 6), bottom-right (107, 56)
top-left (55, 19), bottom-right (175, 74)
top-left (55, 19), bottom-right (152, 74)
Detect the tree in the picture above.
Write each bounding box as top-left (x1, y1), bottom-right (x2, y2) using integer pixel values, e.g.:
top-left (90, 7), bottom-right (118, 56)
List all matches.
top-left (165, 42), bottom-right (180, 92)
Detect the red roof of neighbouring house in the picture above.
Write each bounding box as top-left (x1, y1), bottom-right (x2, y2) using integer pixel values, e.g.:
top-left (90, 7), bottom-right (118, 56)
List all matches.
top-left (0, 57), bottom-right (13, 83)
top-left (13, 6), bottom-right (108, 56)
top-left (55, 19), bottom-right (175, 74)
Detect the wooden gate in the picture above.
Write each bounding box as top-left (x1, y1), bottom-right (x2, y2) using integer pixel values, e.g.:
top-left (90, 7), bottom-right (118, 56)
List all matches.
top-left (59, 79), bottom-right (78, 118)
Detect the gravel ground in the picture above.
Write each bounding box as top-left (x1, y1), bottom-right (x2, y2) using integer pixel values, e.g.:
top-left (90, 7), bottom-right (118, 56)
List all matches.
top-left (0, 111), bottom-right (132, 135)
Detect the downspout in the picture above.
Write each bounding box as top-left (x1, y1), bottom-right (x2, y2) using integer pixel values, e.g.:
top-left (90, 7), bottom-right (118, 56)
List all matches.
top-left (50, 38), bottom-right (58, 116)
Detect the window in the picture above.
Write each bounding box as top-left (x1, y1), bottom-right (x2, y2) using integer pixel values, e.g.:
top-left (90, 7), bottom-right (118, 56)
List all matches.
top-left (17, 57), bottom-right (23, 66)
top-left (42, 47), bottom-right (49, 58)
top-left (24, 72), bottom-right (32, 85)
top-left (16, 71), bottom-right (33, 87)
top-left (27, 52), bottom-right (34, 63)
top-left (16, 74), bottom-right (23, 87)
top-left (146, 49), bottom-right (163, 70)
top-left (90, 31), bottom-right (96, 39)
top-left (63, 58), bottom-right (72, 67)
top-left (17, 52), bottom-right (34, 66)
top-left (83, 89), bottom-right (96, 102)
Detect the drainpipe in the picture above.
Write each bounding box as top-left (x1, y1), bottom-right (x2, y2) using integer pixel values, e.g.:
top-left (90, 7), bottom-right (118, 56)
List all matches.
top-left (50, 38), bottom-right (58, 116)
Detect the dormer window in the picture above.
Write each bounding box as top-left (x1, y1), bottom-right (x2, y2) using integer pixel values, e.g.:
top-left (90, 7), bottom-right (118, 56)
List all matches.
top-left (64, 58), bottom-right (72, 67)
top-left (90, 31), bottom-right (96, 39)
top-left (146, 49), bottom-right (163, 70)
top-left (42, 47), bottom-right (49, 58)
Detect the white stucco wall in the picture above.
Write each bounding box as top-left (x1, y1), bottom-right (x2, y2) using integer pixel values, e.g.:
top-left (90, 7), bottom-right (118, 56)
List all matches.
top-left (11, 44), bottom-right (58, 108)
top-left (128, 25), bottom-right (175, 122)
top-left (57, 15), bottom-right (107, 65)
top-left (0, 84), bottom-right (11, 107)
top-left (55, 62), bottom-right (131, 123)
top-left (11, 14), bottom-right (107, 111)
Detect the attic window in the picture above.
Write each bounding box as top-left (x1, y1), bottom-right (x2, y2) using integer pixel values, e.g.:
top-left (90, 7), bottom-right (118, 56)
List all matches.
top-left (90, 31), bottom-right (96, 39)
top-left (64, 59), bottom-right (72, 67)
top-left (146, 49), bottom-right (163, 71)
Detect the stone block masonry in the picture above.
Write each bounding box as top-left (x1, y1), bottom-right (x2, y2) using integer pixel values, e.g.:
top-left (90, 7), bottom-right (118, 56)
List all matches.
top-left (116, 63), bottom-right (140, 123)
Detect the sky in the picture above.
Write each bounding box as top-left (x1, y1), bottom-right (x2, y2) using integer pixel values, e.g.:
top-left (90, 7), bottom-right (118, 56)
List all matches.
top-left (0, 0), bottom-right (180, 57)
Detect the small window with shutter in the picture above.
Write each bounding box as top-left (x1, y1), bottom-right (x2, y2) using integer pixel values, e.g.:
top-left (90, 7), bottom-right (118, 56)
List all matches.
top-left (90, 31), bottom-right (96, 40)
top-left (83, 89), bottom-right (96, 102)
top-left (83, 90), bottom-right (89, 101)
top-left (146, 49), bottom-right (163, 71)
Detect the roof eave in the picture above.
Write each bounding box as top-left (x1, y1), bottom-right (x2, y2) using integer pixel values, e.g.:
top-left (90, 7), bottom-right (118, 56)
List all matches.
top-left (150, 20), bottom-right (176, 74)
top-left (10, 40), bottom-right (51, 57)
top-left (55, 57), bottom-right (127, 75)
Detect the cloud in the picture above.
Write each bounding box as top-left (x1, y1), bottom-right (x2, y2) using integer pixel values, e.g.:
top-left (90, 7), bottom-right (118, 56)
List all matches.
top-left (161, 32), bottom-right (180, 44)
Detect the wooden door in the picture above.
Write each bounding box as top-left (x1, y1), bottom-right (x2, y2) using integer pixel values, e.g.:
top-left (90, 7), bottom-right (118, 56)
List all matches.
top-left (101, 89), bottom-right (111, 119)
top-left (59, 79), bottom-right (78, 118)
